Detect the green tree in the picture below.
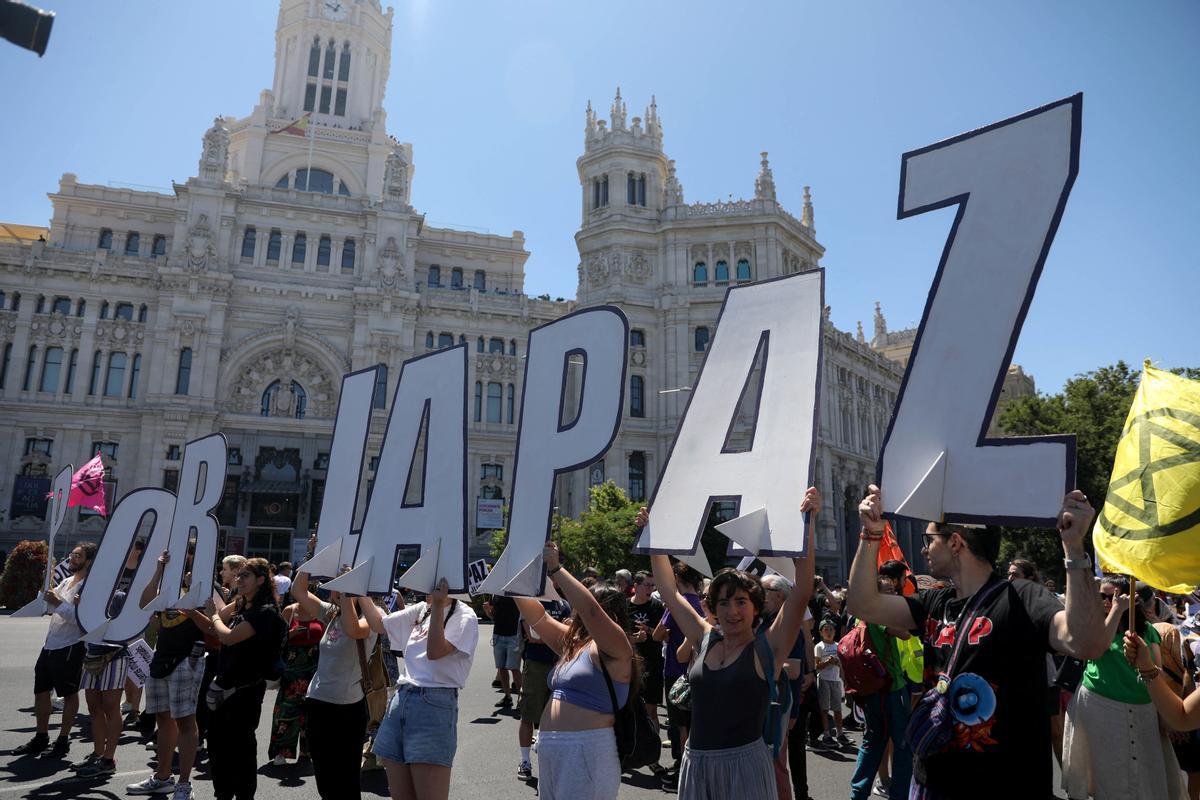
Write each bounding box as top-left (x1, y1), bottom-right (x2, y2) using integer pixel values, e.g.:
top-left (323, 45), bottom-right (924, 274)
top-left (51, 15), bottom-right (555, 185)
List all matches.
top-left (996, 361), bottom-right (1198, 582)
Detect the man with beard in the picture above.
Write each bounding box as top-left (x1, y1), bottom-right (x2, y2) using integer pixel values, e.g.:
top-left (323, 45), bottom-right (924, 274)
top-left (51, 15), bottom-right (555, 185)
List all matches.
top-left (846, 485), bottom-right (1108, 800)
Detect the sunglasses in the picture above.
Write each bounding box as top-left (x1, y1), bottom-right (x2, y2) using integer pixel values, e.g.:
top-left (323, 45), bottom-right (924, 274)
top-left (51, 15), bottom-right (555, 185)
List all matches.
top-left (1099, 592), bottom-right (1115, 602)
top-left (236, 571), bottom-right (260, 581)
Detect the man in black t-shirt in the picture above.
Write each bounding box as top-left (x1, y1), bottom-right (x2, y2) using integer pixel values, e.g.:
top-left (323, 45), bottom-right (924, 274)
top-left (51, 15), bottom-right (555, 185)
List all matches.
top-left (846, 485), bottom-right (1109, 799)
top-left (628, 570), bottom-right (666, 731)
top-left (484, 595), bottom-right (523, 707)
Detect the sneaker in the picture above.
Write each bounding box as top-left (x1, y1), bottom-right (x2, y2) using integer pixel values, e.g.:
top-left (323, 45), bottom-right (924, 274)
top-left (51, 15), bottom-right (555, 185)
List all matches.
top-left (818, 734), bottom-right (836, 748)
top-left (837, 733), bottom-right (853, 747)
top-left (77, 757), bottom-right (116, 778)
top-left (127, 775), bottom-right (177, 795)
top-left (517, 760), bottom-right (532, 779)
top-left (124, 710), bottom-right (141, 728)
top-left (496, 696), bottom-right (513, 708)
top-left (272, 754), bottom-right (287, 766)
top-left (69, 752), bottom-right (100, 771)
top-left (42, 736), bottom-right (70, 759)
top-left (873, 777), bottom-right (891, 797)
top-left (491, 679), bottom-right (502, 688)
top-left (12, 732), bottom-right (49, 755)
top-left (121, 701), bottom-right (133, 714)
top-left (172, 782), bottom-right (193, 800)
top-left (51, 697), bottom-right (64, 712)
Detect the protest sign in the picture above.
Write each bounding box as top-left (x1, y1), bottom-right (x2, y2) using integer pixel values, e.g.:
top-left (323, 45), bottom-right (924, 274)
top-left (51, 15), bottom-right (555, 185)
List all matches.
top-left (125, 638), bottom-right (154, 688)
top-left (467, 559), bottom-right (489, 596)
top-left (877, 95), bottom-right (1080, 526)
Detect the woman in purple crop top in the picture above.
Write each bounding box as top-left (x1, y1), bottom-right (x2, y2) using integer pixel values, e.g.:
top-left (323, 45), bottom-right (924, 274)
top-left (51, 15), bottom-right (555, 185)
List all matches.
top-left (512, 543), bottom-right (639, 800)
top-left (644, 487), bottom-right (821, 800)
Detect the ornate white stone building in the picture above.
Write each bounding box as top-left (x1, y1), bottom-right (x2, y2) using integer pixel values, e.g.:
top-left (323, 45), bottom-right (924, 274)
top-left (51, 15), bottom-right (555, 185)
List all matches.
top-left (0, 0), bottom-right (918, 579)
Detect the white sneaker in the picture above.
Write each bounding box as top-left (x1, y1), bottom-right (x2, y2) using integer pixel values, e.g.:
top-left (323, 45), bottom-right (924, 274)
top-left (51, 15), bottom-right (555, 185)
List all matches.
top-left (272, 754), bottom-right (286, 766)
top-left (120, 701), bottom-right (133, 714)
top-left (51, 697), bottom-right (64, 712)
top-left (172, 782), bottom-right (193, 800)
top-left (126, 775), bottom-right (176, 795)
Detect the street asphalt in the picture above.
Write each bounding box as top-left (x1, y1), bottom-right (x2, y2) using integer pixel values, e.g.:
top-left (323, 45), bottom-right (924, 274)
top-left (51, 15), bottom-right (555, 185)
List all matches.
top-left (0, 616), bottom-right (862, 799)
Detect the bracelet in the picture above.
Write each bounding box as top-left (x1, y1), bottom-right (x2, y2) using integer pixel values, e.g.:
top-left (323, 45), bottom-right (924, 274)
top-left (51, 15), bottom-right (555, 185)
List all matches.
top-left (860, 531), bottom-right (884, 542)
top-left (530, 612), bottom-right (548, 628)
top-left (547, 565), bottom-right (563, 578)
top-left (1138, 666), bottom-right (1161, 683)
top-left (1063, 555), bottom-right (1092, 571)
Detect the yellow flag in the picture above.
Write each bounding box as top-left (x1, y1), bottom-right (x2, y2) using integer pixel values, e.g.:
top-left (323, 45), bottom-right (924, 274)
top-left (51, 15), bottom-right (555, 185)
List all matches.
top-left (1094, 362), bottom-right (1200, 593)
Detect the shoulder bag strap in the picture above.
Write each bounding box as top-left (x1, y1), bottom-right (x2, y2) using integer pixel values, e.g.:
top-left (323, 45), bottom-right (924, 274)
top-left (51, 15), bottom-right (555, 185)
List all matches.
top-left (598, 649), bottom-right (620, 714)
top-left (944, 577), bottom-right (1008, 678)
top-left (355, 634), bottom-right (371, 690)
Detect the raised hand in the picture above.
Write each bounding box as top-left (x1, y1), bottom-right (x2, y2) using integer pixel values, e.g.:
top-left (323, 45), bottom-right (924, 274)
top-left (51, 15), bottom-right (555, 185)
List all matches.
top-left (430, 577), bottom-right (451, 610)
top-left (543, 541), bottom-right (562, 572)
top-left (1056, 490), bottom-right (1095, 550)
top-left (800, 486), bottom-right (822, 517)
top-left (635, 506), bottom-right (649, 529)
top-left (1123, 630), bottom-right (1155, 670)
top-left (858, 485), bottom-right (885, 533)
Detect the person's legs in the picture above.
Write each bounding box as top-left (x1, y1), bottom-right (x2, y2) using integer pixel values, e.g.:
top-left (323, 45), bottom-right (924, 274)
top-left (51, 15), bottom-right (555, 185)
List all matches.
top-left (157, 713), bottom-right (179, 775)
top-left (57, 692), bottom-right (79, 740)
top-left (885, 687), bottom-right (913, 800)
top-left (99, 688), bottom-right (122, 759)
top-left (34, 691), bottom-right (52, 734)
top-left (408, 763), bottom-right (451, 800)
top-left (176, 715), bottom-right (198, 784)
top-left (233, 684), bottom-right (265, 799)
top-left (849, 693), bottom-right (887, 800)
top-left (787, 714), bottom-right (808, 800)
top-left (83, 689), bottom-right (104, 755)
top-left (306, 698), bottom-right (367, 800)
top-left (773, 727), bottom-right (794, 800)
top-left (383, 759), bottom-right (416, 800)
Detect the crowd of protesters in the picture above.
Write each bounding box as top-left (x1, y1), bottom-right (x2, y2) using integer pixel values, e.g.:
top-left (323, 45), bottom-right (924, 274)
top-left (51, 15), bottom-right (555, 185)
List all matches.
top-left (10, 482), bottom-right (1200, 800)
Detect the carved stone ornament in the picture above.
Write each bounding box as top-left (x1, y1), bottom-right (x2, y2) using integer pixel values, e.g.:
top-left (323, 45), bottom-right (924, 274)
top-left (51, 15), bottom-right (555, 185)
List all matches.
top-left (586, 252), bottom-right (610, 286)
top-left (475, 353), bottom-right (519, 379)
top-left (228, 346), bottom-right (335, 418)
top-left (282, 306), bottom-right (300, 349)
top-left (384, 149), bottom-right (408, 202)
top-left (199, 116), bottom-right (229, 182)
top-left (625, 251), bottom-right (651, 283)
top-left (377, 237), bottom-right (405, 288)
top-left (186, 214), bottom-right (217, 273)
top-left (94, 320), bottom-right (145, 345)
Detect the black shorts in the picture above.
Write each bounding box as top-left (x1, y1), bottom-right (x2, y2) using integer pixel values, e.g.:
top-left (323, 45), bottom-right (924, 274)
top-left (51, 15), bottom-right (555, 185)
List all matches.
top-left (640, 665), bottom-right (664, 706)
top-left (34, 643), bottom-right (85, 696)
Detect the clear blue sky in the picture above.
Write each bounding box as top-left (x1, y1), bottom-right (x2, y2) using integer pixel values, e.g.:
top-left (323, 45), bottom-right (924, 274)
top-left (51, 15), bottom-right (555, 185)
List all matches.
top-left (3, 1), bottom-right (1196, 393)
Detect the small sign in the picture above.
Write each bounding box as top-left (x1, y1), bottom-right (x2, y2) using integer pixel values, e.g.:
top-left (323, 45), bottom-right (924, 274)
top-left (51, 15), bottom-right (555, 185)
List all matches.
top-left (476, 498), bottom-right (504, 530)
top-left (125, 638), bottom-right (154, 688)
top-left (466, 559), bottom-right (489, 596)
top-left (290, 536), bottom-right (309, 566)
top-left (9, 476), bottom-right (50, 519)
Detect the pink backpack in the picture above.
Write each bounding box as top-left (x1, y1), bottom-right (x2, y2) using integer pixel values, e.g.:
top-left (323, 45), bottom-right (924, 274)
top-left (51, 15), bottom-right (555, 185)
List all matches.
top-left (836, 625), bottom-right (889, 700)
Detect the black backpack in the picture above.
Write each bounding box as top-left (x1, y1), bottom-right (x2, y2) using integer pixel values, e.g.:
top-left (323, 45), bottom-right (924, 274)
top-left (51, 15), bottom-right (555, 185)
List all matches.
top-left (599, 656), bottom-right (662, 771)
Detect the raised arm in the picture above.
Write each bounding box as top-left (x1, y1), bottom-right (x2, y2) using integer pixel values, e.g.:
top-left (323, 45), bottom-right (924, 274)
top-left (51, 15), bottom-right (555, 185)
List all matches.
top-left (767, 487), bottom-right (821, 662)
top-left (542, 543), bottom-right (632, 661)
top-left (340, 595), bottom-right (370, 639)
top-left (1048, 491), bottom-right (1109, 660)
top-left (290, 568), bottom-right (325, 620)
top-left (425, 578), bottom-right (459, 660)
top-left (1126, 631), bottom-right (1200, 730)
top-left (513, 595), bottom-right (569, 655)
top-left (140, 550), bottom-right (170, 610)
top-left (359, 592), bottom-right (387, 635)
top-left (638, 507), bottom-right (709, 648)
top-left (845, 486), bottom-right (918, 630)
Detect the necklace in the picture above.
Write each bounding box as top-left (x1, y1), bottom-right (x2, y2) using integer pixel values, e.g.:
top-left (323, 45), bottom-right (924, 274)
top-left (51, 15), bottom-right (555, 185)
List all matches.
top-left (716, 636), bottom-right (752, 668)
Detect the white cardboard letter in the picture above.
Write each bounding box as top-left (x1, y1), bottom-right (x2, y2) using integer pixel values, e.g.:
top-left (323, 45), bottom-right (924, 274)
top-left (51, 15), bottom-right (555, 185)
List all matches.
top-left (10, 465), bottom-right (74, 618)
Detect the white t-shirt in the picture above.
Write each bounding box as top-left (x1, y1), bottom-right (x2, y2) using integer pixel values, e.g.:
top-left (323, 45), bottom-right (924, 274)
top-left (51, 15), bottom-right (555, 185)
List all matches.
top-left (814, 640), bottom-right (841, 682)
top-left (45, 577), bottom-right (83, 651)
top-left (382, 600), bottom-right (478, 689)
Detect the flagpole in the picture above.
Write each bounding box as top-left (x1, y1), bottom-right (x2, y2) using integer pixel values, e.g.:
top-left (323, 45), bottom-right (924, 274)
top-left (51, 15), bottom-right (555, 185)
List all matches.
top-left (1128, 575), bottom-right (1137, 638)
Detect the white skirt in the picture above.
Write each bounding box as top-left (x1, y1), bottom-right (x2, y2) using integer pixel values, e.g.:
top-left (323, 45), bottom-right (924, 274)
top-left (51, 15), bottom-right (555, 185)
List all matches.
top-left (1062, 683), bottom-right (1186, 800)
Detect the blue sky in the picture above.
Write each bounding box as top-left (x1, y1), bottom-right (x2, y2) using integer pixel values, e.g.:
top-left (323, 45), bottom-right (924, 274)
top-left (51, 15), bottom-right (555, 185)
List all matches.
top-left (2, 1), bottom-right (1195, 393)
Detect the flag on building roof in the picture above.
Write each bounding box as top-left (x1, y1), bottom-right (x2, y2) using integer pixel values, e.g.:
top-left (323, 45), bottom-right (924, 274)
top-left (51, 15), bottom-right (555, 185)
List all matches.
top-left (272, 113), bottom-right (312, 137)
top-left (1094, 362), bottom-right (1200, 593)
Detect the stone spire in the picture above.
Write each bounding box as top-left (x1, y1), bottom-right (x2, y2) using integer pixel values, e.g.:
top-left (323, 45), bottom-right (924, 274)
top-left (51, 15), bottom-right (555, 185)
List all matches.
top-left (663, 159), bottom-right (683, 206)
top-left (645, 95), bottom-right (662, 143)
top-left (856, 321), bottom-right (865, 343)
top-left (873, 301), bottom-right (887, 343)
top-left (610, 86), bottom-right (626, 131)
top-left (801, 185), bottom-right (814, 229)
top-left (585, 100), bottom-right (596, 144)
top-left (754, 151), bottom-right (776, 201)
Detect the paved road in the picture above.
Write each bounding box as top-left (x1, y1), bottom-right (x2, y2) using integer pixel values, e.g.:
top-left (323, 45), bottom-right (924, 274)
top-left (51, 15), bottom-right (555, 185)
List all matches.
top-left (0, 617), bottom-right (862, 799)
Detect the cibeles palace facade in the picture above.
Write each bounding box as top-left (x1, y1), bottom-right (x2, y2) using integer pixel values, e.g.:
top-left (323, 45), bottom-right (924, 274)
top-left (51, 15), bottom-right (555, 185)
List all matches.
top-left (0, 0), bottom-right (930, 580)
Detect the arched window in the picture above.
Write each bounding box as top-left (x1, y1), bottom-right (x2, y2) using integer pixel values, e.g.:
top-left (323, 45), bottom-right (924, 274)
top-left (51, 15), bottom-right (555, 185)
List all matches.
top-left (323, 40), bottom-right (337, 80)
top-left (373, 365), bottom-right (388, 409)
top-left (51, 296), bottom-right (71, 316)
top-left (175, 348), bottom-right (192, 395)
top-left (21, 346), bottom-right (36, 391)
top-left (736, 259), bottom-right (752, 282)
top-left (637, 174), bottom-right (646, 206)
top-left (128, 353), bottom-right (141, 399)
top-left (275, 173), bottom-right (291, 190)
top-left (75, 299), bottom-right (86, 317)
top-left (152, 234), bottom-right (167, 257)
top-left (476, 336), bottom-right (485, 353)
top-left (0, 342), bottom-right (10, 389)
top-left (307, 37), bottom-right (321, 77)
top-left (98, 229), bottom-right (113, 250)
top-left (425, 331), bottom-right (434, 348)
top-left (261, 380), bottom-right (307, 419)
top-left (509, 339), bottom-right (517, 356)
top-left (437, 333), bottom-right (453, 349)
top-left (104, 352), bottom-right (127, 396)
top-left (338, 43), bottom-right (351, 81)
top-left (601, 175), bottom-right (609, 206)
top-left (241, 227), bottom-right (256, 260)
top-left (267, 230), bottom-right (282, 262)
top-left (317, 235), bottom-right (332, 268)
top-left (124, 232), bottom-right (140, 255)
top-left (451, 268), bottom-right (463, 289)
top-left (115, 302), bottom-right (134, 321)
top-left (428, 265), bottom-right (441, 287)
top-left (627, 173), bottom-right (637, 205)
top-left (507, 383), bottom-right (515, 424)
top-left (88, 350), bottom-right (102, 395)
top-left (9, 292), bottom-right (18, 311)
top-left (296, 168), bottom-right (336, 194)
top-left (35, 295), bottom-right (44, 314)
top-left (340, 238), bottom-right (355, 273)
top-left (628, 451), bottom-right (646, 501)
top-left (486, 382), bottom-right (503, 423)
top-left (99, 300), bottom-right (109, 319)
top-left (64, 349), bottom-right (78, 393)
top-left (630, 375), bottom-right (645, 417)
top-left (39, 346), bottom-right (62, 393)
top-left (693, 262), bottom-right (708, 284)
top-left (473, 270), bottom-right (486, 291)
top-left (137, 304), bottom-right (148, 323)
top-left (694, 326), bottom-right (710, 352)
top-left (715, 261), bottom-right (729, 283)
top-left (293, 382), bottom-right (308, 419)
top-left (473, 381), bottom-right (482, 422)
top-left (292, 232), bottom-right (307, 264)
top-left (488, 337), bottom-right (505, 354)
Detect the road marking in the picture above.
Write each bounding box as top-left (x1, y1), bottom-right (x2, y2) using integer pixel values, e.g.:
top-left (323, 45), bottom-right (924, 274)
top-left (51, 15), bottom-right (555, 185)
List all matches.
top-left (0, 767), bottom-right (151, 794)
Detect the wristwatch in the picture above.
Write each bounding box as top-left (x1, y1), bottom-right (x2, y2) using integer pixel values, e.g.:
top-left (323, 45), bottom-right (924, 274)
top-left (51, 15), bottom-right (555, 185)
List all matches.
top-left (546, 565), bottom-right (563, 578)
top-left (1063, 555), bottom-right (1092, 571)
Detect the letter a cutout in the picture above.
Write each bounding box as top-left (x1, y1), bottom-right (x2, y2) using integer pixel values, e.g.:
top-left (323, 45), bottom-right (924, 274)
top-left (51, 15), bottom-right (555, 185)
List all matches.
top-left (878, 95), bottom-right (1079, 526)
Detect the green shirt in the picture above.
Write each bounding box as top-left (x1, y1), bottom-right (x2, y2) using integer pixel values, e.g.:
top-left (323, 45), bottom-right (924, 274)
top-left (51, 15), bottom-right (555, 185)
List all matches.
top-left (866, 623), bottom-right (908, 691)
top-left (1081, 622), bottom-right (1161, 704)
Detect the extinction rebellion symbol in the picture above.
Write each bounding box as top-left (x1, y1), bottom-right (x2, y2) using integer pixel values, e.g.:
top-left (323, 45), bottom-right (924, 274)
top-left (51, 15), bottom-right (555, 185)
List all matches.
top-left (1097, 408), bottom-right (1200, 540)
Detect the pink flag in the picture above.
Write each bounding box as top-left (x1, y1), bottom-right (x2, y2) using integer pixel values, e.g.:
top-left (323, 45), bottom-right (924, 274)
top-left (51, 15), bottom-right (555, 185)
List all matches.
top-left (68, 454), bottom-right (107, 515)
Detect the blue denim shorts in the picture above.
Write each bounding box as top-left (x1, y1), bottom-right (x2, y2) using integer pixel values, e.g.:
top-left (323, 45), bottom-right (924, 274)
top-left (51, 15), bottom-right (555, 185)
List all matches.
top-left (492, 633), bottom-right (521, 670)
top-left (373, 684), bottom-right (459, 767)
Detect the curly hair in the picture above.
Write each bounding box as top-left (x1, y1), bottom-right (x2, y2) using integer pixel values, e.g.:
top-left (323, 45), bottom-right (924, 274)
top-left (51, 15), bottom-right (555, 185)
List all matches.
top-left (232, 557), bottom-right (277, 614)
top-left (705, 568), bottom-right (765, 617)
top-left (559, 581), bottom-right (642, 702)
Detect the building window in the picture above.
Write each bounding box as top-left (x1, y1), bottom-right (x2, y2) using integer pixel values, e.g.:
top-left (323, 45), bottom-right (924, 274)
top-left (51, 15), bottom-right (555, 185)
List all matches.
top-left (473, 381), bottom-right (482, 422)
top-left (241, 227), bottom-right (256, 260)
top-left (695, 326), bottom-right (710, 352)
top-left (292, 232), bottom-right (307, 264)
top-left (630, 329), bottom-right (645, 347)
top-left (486, 382), bottom-right (502, 423)
top-left (128, 353), bottom-right (141, 398)
top-left (307, 37), bottom-right (321, 77)
top-left (437, 333), bottom-right (454, 349)
top-left (21, 345), bottom-right (36, 391)
top-left (98, 229), bottom-right (113, 250)
top-left (114, 302), bottom-right (134, 321)
top-left (339, 42), bottom-right (351, 80)
top-left (323, 39), bottom-right (336, 79)
top-left (693, 262), bottom-right (708, 284)
top-left (373, 365), bottom-right (387, 409)
top-left (267, 230), bottom-right (282, 262)
top-left (627, 173), bottom-right (637, 205)
top-left (630, 375), bottom-right (645, 417)
top-left (162, 470), bottom-right (179, 492)
top-left (64, 349), bottom-right (78, 393)
top-left (296, 168), bottom-right (336, 194)
top-left (428, 265), bottom-right (441, 287)
top-left (341, 238), bottom-right (355, 273)
top-left (152, 234), bottom-right (166, 257)
top-left (599, 175), bottom-right (609, 207)
top-left (473, 270), bottom-right (486, 291)
top-left (425, 331), bottom-right (434, 348)
top-left (736, 259), bottom-right (751, 281)
top-left (51, 296), bottom-right (71, 316)
top-left (637, 174), bottom-right (646, 206)
top-left (319, 84), bottom-right (332, 114)
top-left (304, 82), bottom-right (317, 113)
top-left (488, 337), bottom-right (505, 354)
top-left (138, 304), bottom-right (148, 323)
top-left (228, 447), bottom-right (243, 466)
top-left (509, 339), bottom-right (517, 356)
top-left (99, 301), bottom-right (109, 319)
top-left (0, 342), bottom-right (9, 389)
top-left (317, 235), bottom-right (332, 268)
top-left (334, 88), bottom-right (347, 116)
top-left (88, 350), bottom-right (102, 395)
top-left (507, 383), bottom-right (515, 424)
top-left (9, 292), bottom-right (19, 311)
top-left (39, 346), bottom-right (62, 393)
top-left (24, 437), bottom-right (53, 457)
top-left (35, 295), bottom-right (44, 314)
top-left (175, 348), bottom-right (192, 395)
top-left (476, 336), bottom-right (485, 353)
top-left (93, 441), bottom-right (119, 459)
top-left (481, 463), bottom-right (503, 481)
top-left (628, 451), bottom-right (646, 501)
top-left (104, 352), bottom-right (127, 396)
top-left (451, 268), bottom-right (463, 289)
top-left (124, 232), bottom-right (140, 255)
top-left (313, 451), bottom-right (329, 470)
top-left (0, 289), bottom-right (4, 309)
top-left (75, 299), bottom-right (86, 317)
top-left (715, 260), bottom-right (729, 283)
top-left (166, 444), bottom-right (181, 461)
top-left (261, 379), bottom-right (307, 419)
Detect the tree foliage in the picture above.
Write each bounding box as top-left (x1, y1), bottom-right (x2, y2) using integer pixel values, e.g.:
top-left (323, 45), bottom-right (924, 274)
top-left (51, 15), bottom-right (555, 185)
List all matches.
top-left (0, 539), bottom-right (48, 608)
top-left (995, 361), bottom-right (1198, 582)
